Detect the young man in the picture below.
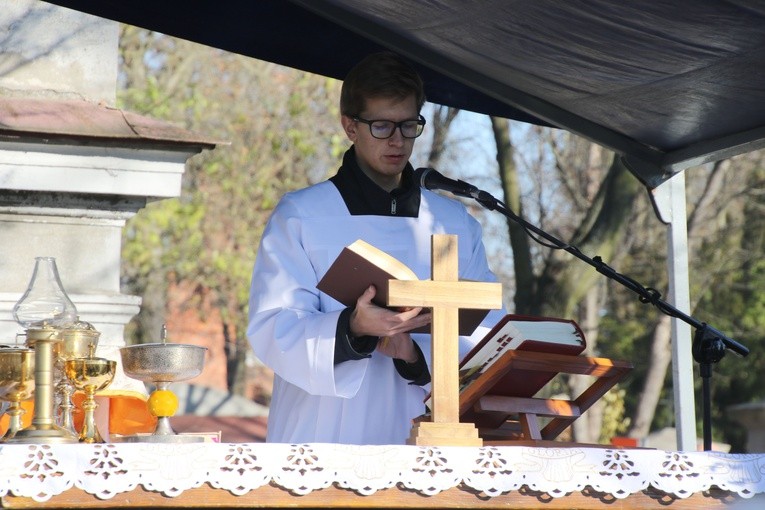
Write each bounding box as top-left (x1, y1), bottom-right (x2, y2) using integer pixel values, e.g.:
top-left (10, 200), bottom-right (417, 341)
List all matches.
top-left (247, 52), bottom-right (503, 444)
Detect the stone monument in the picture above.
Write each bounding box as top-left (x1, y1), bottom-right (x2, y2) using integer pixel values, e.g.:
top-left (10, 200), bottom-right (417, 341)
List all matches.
top-left (0, 1), bottom-right (216, 412)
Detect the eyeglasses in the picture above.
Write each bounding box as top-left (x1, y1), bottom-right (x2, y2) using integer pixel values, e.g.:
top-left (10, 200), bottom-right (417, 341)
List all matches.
top-left (352, 115), bottom-right (426, 139)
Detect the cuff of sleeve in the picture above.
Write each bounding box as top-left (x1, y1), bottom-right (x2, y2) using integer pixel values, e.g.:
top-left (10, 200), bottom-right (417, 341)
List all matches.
top-left (393, 341), bottom-right (431, 386)
top-left (334, 307), bottom-right (379, 364)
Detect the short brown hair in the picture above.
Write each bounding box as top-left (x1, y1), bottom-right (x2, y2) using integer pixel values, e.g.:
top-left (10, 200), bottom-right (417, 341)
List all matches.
top-left (340, 52), bottom-right (426, 116)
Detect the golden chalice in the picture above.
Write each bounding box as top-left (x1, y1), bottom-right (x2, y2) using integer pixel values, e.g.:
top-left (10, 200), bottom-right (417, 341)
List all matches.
top-left (119, 340), bottom-right (207, 443)
top-left (64, 353), bottom-right (115, 443)
top-left (0, 347), bottom-right (35, 440)
top-left (55, 320), bottom-right (100, 436)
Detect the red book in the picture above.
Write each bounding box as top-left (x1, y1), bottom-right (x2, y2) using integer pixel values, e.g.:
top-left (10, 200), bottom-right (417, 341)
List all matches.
top-left (458, 314), bottom-right (586, 398)
top-left (317, 239), bottom-right (490, 336)
top-left (424, 314), bottom-right (586, 412)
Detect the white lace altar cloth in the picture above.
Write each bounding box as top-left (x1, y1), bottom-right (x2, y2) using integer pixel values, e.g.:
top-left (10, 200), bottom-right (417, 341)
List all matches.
top-left (0, 443), bottom-right (763, 502)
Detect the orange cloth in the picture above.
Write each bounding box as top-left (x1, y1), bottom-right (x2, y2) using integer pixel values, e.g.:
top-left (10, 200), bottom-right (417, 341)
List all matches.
top-left (71, 393), bottom-right (157, 435)
top-left (108, 395), bottom-right (157, 435)
top-left (0, 400), bottom-right (34, 435)
top-left (0, 396), bottom-right (156, 436)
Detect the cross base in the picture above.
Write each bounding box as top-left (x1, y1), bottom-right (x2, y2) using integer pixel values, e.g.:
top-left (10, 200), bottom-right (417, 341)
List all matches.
top-left (406, 420), bottom-right (483, 447)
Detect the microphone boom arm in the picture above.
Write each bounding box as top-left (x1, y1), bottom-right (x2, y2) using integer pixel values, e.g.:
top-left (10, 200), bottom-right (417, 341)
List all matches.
top-left (427, 175), bottom-right (749, 451)
top-left (478, 190), bottom-right (747, 356)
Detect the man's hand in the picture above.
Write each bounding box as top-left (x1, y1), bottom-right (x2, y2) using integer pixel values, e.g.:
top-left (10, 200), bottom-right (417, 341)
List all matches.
top-left (350, 285), bottom-right (431, 338)
top-left (376, 333), bottom-right (418, 363)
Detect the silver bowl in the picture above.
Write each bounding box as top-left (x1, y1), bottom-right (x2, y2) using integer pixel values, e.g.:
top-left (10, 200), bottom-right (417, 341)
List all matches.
top-left (119, 343), bottom-right (207, 383)
top-left (118, 342), bottom-right (207, 443)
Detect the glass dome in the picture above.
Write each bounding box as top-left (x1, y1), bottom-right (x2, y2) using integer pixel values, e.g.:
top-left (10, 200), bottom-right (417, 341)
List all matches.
top-left (12, 257), bottom-right (78, 329)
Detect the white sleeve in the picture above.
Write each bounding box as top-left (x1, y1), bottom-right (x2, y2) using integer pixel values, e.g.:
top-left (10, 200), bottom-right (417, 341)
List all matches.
top-left (246, 196), bottom-right (368, 398)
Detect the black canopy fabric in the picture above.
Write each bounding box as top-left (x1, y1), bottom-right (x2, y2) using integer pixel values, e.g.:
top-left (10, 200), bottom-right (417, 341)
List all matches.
top-left (46, 0), bottom-right (765, 188)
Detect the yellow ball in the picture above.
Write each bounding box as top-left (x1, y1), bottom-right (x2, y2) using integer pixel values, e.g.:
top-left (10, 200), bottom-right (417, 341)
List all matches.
top-left (148, 389), bottom-right (178, 417)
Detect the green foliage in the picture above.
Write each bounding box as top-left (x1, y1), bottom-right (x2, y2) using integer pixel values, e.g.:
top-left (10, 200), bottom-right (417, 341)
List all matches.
top-left (591, 158), bottom-right (765, 450)
top-left (692, 208), bottom-right (765, 450)
top-left (596, 310), bottom-right (667, 430)
top-left (122, 197), bottom-right (206, 280)
top-left (117, 26), bottom-right (343, 392)
top-left (599, 387), bottom-right (631, 443)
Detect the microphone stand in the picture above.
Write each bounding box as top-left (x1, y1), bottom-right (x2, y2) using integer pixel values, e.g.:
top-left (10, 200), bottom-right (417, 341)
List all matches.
top-left (460, 186), bottom-right (749, 451)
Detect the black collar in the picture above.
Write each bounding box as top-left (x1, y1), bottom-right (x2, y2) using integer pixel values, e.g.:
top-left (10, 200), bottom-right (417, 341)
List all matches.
top-left (329, 146), bottom-right (420, 217)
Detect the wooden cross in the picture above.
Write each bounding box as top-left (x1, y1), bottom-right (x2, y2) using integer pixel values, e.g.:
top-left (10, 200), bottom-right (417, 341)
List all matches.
top-left (388, 234), bottom-right (502, 446)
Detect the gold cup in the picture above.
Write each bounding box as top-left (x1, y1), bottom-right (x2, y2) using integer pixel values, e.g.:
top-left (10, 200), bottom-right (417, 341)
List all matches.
top-left (55, 321), bottom-right (100, 436)
top-left (0, 347), bottom-right (35, 440)
top-left (64, 357), bottom-right (115, 443)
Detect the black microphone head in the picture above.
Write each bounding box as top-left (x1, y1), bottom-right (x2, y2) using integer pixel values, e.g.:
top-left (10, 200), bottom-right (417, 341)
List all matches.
top-left (414, 167), bottom-right (438, 189)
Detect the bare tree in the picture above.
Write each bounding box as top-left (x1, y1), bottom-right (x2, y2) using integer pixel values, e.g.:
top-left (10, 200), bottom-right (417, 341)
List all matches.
top-left (427, 105), bottom-right (460, 167)
top-left (489, 117), bottom-right (642, 442)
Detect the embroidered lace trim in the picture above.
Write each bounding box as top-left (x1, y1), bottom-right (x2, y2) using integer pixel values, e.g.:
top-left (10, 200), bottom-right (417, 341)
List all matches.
top-left (1, 443), bottom-right (762, 502)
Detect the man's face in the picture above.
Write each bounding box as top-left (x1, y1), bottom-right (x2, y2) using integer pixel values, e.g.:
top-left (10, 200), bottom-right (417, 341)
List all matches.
top-left (341, 95), bottom-right (419, 192)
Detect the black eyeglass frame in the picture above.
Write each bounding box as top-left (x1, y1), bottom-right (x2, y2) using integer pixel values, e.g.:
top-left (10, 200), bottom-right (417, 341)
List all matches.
top-left (352, 115), bottom-right (426, 139)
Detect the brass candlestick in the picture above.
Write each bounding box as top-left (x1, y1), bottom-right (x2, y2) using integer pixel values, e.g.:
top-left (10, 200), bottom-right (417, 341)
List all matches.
top-left (9, 257), bottom-right (79, 444)
top-left (7, 326), bottom-right (79, 444)
top-left (64, 347), bottom-right (115, 443)
top-left (0, 347), bottom-right (35, 440)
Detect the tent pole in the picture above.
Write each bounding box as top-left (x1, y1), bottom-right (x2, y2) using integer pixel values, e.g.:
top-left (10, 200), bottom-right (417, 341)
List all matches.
top-left (651, 169), bottom-right (749, 451)
top-left (654, 172), bottom-right (697, 451)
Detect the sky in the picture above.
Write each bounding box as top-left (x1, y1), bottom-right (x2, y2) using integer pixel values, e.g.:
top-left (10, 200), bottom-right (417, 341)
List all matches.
top-left (411, 105), bottom-right (528, 306)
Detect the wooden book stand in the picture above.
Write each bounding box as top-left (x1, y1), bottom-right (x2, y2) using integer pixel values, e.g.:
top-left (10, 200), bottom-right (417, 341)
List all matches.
top-left (459, 350), bottom-right (633, 446)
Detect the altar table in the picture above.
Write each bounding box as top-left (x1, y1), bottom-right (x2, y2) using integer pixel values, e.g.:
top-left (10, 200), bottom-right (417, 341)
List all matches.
top-left (0, 442), bottom-right (763, 508)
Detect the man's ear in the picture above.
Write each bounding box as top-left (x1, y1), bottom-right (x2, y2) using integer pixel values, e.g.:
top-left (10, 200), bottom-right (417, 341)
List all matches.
top-left (341, 115), bottom-right (357, 141)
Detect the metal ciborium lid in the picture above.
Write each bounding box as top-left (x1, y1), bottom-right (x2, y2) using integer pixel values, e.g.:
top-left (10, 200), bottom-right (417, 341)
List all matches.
top-left (56, 319), bottom-right (100, 360)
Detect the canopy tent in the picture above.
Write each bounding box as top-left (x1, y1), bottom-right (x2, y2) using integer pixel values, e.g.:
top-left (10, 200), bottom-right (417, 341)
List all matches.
top-left (45, 0), bottom-right (765, 188)
top-left (42, 0), bottom-right (765, 450)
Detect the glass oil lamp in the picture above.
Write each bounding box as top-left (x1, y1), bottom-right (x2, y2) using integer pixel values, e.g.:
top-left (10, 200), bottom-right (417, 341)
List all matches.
top-left (12, 257), bottom-right (77, 329)
top-left (8, 257), bottom-right (79, 444)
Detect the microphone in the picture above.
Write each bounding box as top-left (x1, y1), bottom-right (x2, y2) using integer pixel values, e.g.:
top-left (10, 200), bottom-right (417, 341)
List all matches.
top-left (415, 167), bottom-right (486, 200)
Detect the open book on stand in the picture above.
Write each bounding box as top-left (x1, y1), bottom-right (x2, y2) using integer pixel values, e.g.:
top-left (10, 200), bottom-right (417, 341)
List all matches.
top-left (424, 314), bottom-right (586, 411)
top-left (317, 239), bottom-right (490, 335)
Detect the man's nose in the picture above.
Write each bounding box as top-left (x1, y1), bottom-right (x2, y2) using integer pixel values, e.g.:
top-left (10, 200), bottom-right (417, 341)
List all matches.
top-left (388, 127), bottom-right (405, 145)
